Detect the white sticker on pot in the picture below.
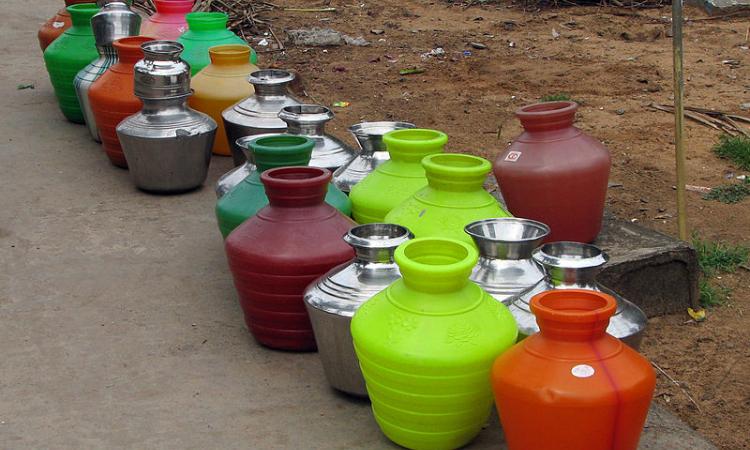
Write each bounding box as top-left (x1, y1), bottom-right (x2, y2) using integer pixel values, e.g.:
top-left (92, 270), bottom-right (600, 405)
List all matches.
top-left (504, 151), bottom-right (522, 162)
top-left (53, 22), bottom-right (65, 28)
top-left (571, 364), bottom-right (595, 378)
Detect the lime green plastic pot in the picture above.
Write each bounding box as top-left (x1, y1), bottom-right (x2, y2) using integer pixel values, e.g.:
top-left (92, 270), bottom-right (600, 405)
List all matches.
top-left (178, 12), bottom-right (256, 75)
top-left (351, 238), bottom-right (518, 450)
top-left (43, 3), bottom-right (100, 123)
top-left (385, 153), bottom-right (511, 245)
top-left (349, 129), bottom-right (447, 224)
top-left (216, 135), bottom-right (351, 238)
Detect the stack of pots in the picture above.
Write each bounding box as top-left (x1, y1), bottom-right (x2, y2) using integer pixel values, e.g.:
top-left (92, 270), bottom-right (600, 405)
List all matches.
top-left (116, 40), bottom-right (216, 193)
top-left (74, 0), bottom-right (141, 142)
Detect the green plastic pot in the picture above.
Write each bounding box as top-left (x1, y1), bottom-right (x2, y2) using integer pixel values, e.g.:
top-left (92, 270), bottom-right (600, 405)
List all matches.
top-left (43, 3), bottom-right (100, 123)
top-left (351, 238), bottom-right (518, 449)
top-left (349, 128), bottom-right (447, 224)
top-left (216, 135), bottom-right (351, 238)
top-left (385, 153), bottom-right (512, 245)
top-left (177, 12), bottom-right (256, 75)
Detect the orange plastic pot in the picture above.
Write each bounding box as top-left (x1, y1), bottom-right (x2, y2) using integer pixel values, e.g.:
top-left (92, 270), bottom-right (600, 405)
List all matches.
top-left (89, 36), bottom-right (155, 168)
top-left (189, 45), bottom-right (258, 155)
top-left (38, 0), bottom-right (91, 51)
top-left (491, 289), bottom-right (656, 450)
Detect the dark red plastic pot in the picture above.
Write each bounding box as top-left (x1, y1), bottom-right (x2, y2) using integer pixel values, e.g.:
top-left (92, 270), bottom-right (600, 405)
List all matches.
top-left (224, 166), bottom-right (356, 351)
top-left (493, 101), bottom-right (611, 243)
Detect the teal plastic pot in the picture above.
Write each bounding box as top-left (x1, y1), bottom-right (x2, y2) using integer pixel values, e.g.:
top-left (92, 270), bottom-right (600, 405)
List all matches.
top-left (43, 3), bottom-right (100, 123)
top-left (216, 135), bottom-right (351, 238)
top-left (177, 12), bottom-right (256, 75)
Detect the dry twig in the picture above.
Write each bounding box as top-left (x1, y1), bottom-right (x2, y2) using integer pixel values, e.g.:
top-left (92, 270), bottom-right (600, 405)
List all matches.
top-left (652, 361), bottom-right (703, 413)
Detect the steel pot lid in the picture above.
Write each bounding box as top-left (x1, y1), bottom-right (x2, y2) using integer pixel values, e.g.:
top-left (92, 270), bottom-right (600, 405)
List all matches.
top-left (349, 121), bottom-right (416, 153)
top-left (532, 241), bottom-right (609, 270)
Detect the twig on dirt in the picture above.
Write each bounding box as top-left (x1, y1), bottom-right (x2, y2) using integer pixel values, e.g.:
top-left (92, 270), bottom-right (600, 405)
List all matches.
top-left (284, 7), bottom-right (337, 12)
top-left (652, 361), bottom-right (703, 413)
top-left (650, 103), bottom-right (750, 137)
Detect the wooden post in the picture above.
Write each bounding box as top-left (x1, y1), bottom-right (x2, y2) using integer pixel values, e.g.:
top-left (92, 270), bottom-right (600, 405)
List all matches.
top-left (672, 0), bottom-right (688, 241)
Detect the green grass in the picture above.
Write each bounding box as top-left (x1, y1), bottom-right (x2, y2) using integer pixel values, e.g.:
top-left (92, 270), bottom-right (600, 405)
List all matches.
top-left (693, 235), bottom-right (749, 307)
top-left (703, 179), bottom-right (750, 204)
top-left (713, 135), bottom-right (750, 170)
top-left (540, 93), bottom-right (572, 102)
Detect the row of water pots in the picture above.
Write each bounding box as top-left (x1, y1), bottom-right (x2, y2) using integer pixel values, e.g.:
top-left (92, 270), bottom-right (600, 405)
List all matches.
top-left (220, 159), bottom-right (653, 449)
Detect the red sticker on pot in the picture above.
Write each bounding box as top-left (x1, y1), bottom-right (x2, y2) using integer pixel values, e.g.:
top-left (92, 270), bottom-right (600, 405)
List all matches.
top-left (504, 151), bottom-right (522, 162)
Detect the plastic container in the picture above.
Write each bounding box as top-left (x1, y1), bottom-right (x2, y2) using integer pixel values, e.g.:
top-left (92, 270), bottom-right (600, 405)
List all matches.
top-left (43, 3), bottom-right (100, 123)
top-left (492, 289), bottom-right (656, 450)
top-left (89, 36), bottom-right (155, 168)
top-left (351, 238), bottom-right (518, 449)
top-left (493, 101), bottom-right (611, 242)
top-left (385, 153), bottom-right (511, 245)
top-left (38, 0), bottom-right (92, 51)
top-left (216, 135), bottom-right (351, 239)
top-left (188, 45), bottom-right (258, 155)
top-left (139, 0), bottom-right (193, 41)
top-left (177, 12), bottom-right (256, 75)
top-left (225, 166), bottom-right (356, 351)
top-left (349, 129), bottom-right (447, 224)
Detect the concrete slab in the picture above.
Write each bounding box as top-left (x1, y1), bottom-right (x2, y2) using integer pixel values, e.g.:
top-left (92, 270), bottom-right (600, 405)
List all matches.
top-left (0, 1), bottom-right (714, 449)
top-left (686, 0), bottom-right (750, 16)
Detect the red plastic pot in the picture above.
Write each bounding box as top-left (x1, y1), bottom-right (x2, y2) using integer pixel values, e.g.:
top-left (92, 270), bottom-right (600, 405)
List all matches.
top-left (225, 167), bottom-right (356, 351)
top-left (493, 101), bottom-right (611, 243)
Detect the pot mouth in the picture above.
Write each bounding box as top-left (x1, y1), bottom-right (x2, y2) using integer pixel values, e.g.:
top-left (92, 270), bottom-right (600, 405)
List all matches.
top-left (261, 166), bottom-right (331, 186)
top-left (154, 0), bottom-right (194, 13)
top-left (141, 40), bottom-right (184, 58)
top-left (185, 12), bottom-right (228, 30)
top-left (396, 238), bottom-right (476, 274)
top-left (465, 218), bottom-right (550, 243)
top-left (248, 69), bottom-right (296, 86)
top-left (114, 35), bottom-right (156, 55)
top-left (517, 101), bottom-right (578, 117)
top-left (349, 121), bottom-right (416, 137)
top-left (68, 3), bottom-right (100, 23)
top-left (344, 223), bottom-right (413, 250)
top-left (383, 128), bottom-right (448, 146)
top-left (208, 44), bottom-right (250, 58)
top-left (533, 242), bottom-right (609, 269)
top-left (531, 289), bottom-right (617, 324)
top-left (422, 153), bottom-right (491, 177)
top-left (278, 104), bottom-right (333, 124)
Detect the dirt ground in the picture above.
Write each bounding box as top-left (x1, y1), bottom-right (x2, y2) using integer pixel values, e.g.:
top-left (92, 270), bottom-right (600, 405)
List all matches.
top-left (257, 1), bottom-right (750, 448)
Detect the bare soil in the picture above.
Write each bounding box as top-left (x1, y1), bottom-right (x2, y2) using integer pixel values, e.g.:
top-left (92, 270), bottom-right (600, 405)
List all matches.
top-left (259, 1), bottom-right (750, 448)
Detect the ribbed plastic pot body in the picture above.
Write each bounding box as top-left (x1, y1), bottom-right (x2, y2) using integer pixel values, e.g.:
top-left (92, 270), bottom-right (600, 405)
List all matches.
top-left (351, 238), bottom-right (518, 449)
top-left (216, 135), bottom-right (351, 238)
top-left (349, 129), bottom-right (447, 224)
top-left (89, 36), bottom-right (154, 168)
top-left (304, 224), bottom-right (413, 396)
top-left (177, 12), bottom-right (255, 75)
top-left (75, 1), bottom-right (141, 142)
top-left (277, 105), bottom-right (356, 171)
top-left (385, 153), bottom-right (511, 245)
top-left (38, 0), bottom-right (92, 51)
top-left (225, 167), bottom-right (356, 351)
top-left (140, 0), bottom-right (192, 41)
top-left (493, 101), bottom-right (611, 243)
top-left (189, 45), bottom-right (257, 156)
top-left (222, 69), bottom-right (300, 165)
top-left (492, 290), bottom-right (656, 450)
top-left (43, 3), bottom-right (101, 123)
top-left (116, 41), bottom-right (215, 192)
top-left (465, 218), bottom-right (550, 305)
top-left (510, 242), bottom-right (648, 350)
top-left (332, 121), bottom-right (416, 193)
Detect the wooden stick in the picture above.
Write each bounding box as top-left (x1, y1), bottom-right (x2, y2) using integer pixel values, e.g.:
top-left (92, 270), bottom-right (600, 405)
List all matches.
top-left (652, 362), bottom-right (702, 413)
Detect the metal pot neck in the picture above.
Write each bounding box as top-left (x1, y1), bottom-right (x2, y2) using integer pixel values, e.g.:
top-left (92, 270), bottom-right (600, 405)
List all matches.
top-left (465, 218), bottom-right (550, 260)
top-left (249, 70), bottom-right (295, 97)
top-left (343, 224), bottom-right (413, 264)
top-left (278, 105), bottom-right (333, 137)
top-left (349, 121), bottom-right (416, 156)
top-left (533, 242), bottom-right (608, 286)
top-left (140, 95), bottom-right (191, 113)
top-left (92, 2), bottom-right (140, 46)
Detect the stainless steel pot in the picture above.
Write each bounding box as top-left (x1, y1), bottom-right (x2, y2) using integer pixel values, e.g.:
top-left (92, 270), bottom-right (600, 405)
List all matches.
top-left (222, 69), bottom-right (300, 166)
top-left (508, 241), bottom-right (648, 350)
top-left (117, 41), bottom-right (216, 193)
top-left (465, 218), bottom-right (550, 305)
top-left (75, 1), bottom-right (141, 142)
top-left (304, 223), bottom-right (413, 396)
top-left (332, 121), bottom-right (416, 193)
top-left (277, 105), bottom-right (355, 171)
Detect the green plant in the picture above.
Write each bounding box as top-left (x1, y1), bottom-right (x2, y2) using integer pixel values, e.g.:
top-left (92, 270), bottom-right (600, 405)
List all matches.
top-left (713, 135), bottom-right (750, 170)
top-left (540, 93), bottom-right (572, 102)
top-left (703, 179), bottom-right (750, 204)
top-left (693, 235), bottom-right (749, 307)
